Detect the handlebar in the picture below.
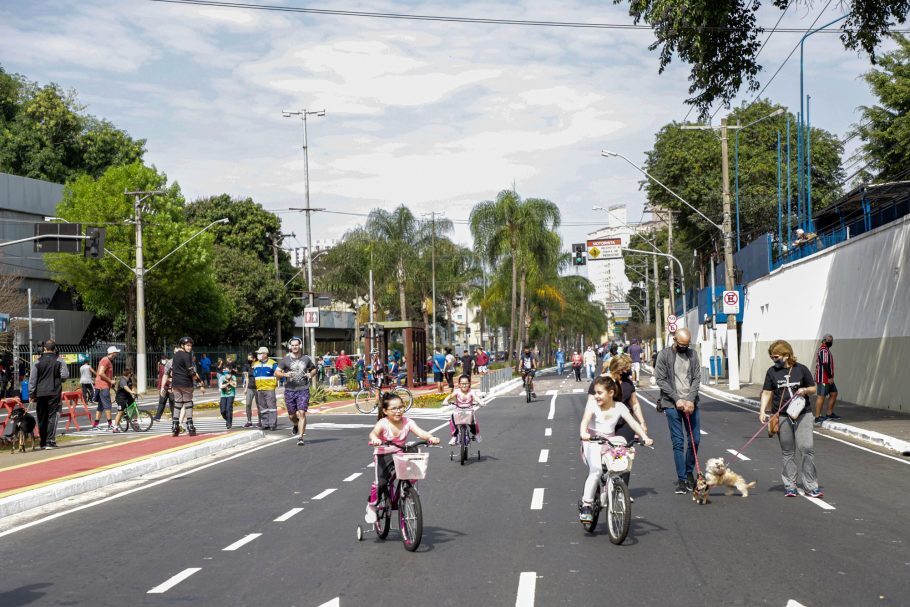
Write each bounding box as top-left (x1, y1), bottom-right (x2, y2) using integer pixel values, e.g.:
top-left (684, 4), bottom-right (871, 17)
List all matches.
top-left (581, 435), bottom-right (654, 449)
top-left (369, 438), bottom-right (441, 449)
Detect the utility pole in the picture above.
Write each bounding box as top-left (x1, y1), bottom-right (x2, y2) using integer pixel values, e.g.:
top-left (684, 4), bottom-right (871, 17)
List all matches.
top-left (666, 209), bottom-right (675, 313)
top-left (653, 254), bottom-right (662, 349)
top-left (431, 212), bottom-right (437, 352)
top-left (643, 261), bottom-right (650, 325)
top-left (720, 119), bottom-right (741, 390)
top-left (126, 189), bottom-right (165, 394)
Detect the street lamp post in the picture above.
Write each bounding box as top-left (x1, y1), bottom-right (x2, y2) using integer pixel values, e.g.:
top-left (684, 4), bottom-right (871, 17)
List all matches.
top-left (602, 149), bottom-right (740, 389)
top-left (283, 108), bottom-right (326, 361)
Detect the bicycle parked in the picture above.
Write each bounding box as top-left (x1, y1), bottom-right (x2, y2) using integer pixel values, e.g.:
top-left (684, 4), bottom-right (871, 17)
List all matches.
top-left (357, 439), bottom-right (431, 551)
top-left (578, 435), bottom-right (652, 544)
top-left (355, 378), bottom-right (413, 415)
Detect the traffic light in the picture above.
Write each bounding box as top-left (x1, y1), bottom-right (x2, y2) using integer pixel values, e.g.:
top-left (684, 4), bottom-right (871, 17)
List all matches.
top-left (572, 243), bottom-right (586, 266)
top-left (84, 227), bottom-right (106, 259)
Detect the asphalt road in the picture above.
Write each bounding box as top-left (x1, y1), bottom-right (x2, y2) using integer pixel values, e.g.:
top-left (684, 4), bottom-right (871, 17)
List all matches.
top-left (1, 371), bottom-right (909, 607)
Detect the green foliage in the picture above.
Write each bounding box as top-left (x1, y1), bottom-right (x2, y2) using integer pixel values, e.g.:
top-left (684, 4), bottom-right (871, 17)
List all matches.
top-left (615, 1), bottom-right (910, 117)
top-left (184, 195), bottom-right (302, 345)
top-left (45, 163), bottom-right (228, 346)
top-left (642, 100), bottom-right (843, 252)
top-left (850, 34), bottom-right (910, 182)
top-left (0, 65), bottom-right (145, 182)
top-left (307, 383), bottom-right (328, 405)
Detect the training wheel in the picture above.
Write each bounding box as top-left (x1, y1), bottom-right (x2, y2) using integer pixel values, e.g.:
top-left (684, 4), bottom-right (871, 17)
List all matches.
top-left (356, 525), bottom-right (364, 541)
top-left (449, 452), bottom-right (454, 461)
top-left (477, 450), bottom-right (481, 460)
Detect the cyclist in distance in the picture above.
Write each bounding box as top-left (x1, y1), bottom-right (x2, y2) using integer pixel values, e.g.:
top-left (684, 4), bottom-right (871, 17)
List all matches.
top-left (578, 375), bottom-right (653, 523)
top-left (518, 346), bottom-right (537, 398)
top-left (365, 392), bottom-right (440, 524)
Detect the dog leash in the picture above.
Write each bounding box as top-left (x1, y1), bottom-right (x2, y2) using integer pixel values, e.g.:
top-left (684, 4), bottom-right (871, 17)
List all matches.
top-left (683, 412), bottom-right (702, 475)
top-left (732, 392), bottom-right (801, 458)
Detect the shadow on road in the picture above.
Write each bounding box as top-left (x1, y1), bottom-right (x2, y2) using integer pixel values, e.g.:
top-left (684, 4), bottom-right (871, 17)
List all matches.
top-left (0, 583), bottom-right (52, 606)
top-left (416, 525), bottom-right (467, 552)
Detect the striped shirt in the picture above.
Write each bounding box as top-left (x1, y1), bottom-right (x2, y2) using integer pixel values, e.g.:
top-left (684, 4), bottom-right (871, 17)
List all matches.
top-left (252, 359), bottom-right (278, 391)
top-left (814, 343), bottom-right (834, 384)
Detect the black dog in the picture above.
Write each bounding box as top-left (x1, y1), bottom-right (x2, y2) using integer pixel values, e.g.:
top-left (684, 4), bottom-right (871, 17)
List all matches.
top-left (8, 407), bottom-right (38, 453)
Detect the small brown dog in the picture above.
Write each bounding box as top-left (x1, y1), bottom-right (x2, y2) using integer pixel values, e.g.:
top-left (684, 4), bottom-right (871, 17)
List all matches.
top-left (692, 472), bottom-right (710, 504)
top-left (8, 407), bottom-right (38, 454)
top-left (705, 457), bottom-right (757, 497)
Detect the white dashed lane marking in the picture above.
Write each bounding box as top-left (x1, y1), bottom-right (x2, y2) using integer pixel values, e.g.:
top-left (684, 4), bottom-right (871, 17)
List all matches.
top-left (548, 394), bottom-right (556, 420)
top-left (545, 428), bottom-right (552, 437)
top-left (147, 568), bottom-right (202, 594)
top-left (313, 488), bottom-right (337, 500)
top-left (223, 533), bottom-right (261, 551)
top-left (727, 449), bottom-right (750, 461)
top-left (343, 473), bottom-right (362, 482)
top-left (274, 508), bottom-right (304, 522)
top-left (530, 488), bottom-right (545, 510)
top-left (516, 572), bottom-right (537, 606)
top-left (538, 449), bottom-right (549, 463)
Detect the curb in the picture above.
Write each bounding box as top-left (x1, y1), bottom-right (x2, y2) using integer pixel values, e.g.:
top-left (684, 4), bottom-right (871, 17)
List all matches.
top-left (0, 430), bottom-right (267, 518)
top-left (699, 384), bottom-right (910, 456)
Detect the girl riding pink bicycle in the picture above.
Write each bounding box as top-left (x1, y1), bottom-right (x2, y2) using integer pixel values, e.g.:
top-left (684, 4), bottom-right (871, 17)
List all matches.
top-left (443, 374), bottom-right (484, 445)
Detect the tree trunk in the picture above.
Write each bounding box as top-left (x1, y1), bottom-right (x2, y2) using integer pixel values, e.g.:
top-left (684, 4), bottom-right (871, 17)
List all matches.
top-left (397, 258), bottom-right (408, 321)
top-left (353, 293), bottom-right (362, 356)
top-left (508, 255), bottom-right (517, 363)
top-left (446, 298), bottom-right (454, 347)
top-left (517, 270), bottom-right (527, 354)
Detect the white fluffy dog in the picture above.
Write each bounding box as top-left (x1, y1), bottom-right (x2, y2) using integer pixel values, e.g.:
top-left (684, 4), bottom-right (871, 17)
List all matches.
top-left (705, 457), bottom-right (757, 497)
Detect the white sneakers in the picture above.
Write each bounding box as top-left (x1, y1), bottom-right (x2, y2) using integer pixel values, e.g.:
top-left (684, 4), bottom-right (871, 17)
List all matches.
top-left (448, 437), bottom-right (457, 446)
top-left (364, 504), bottom-right (377, 524)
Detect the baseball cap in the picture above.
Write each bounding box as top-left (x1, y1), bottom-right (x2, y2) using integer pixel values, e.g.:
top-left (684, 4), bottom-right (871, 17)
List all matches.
top-left (107, 346), bottom-right (121, 354)
top-left (256, 347), bottom-right (269, 354)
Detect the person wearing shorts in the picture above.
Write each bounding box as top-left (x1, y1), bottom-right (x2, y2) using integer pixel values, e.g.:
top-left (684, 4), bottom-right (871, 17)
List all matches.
top-left (276, 337), bottom-right (316, 446)
top-left (92, 346), bottom-right (119, 430)
top-left (170, 337), bottom-right (203, 436)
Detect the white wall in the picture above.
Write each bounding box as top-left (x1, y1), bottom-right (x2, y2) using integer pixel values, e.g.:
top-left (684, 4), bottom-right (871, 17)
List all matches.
top-left (737, 214), bottom-right (910, 412)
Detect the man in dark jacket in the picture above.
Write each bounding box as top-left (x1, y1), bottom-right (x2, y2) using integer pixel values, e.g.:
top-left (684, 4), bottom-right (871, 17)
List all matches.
top-left (28, 340), bottom-right (69, 449)
top-left (653, 328), bottom-right (701, 494)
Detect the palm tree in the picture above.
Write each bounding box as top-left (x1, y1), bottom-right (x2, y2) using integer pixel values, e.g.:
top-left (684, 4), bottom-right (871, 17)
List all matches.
top-left (470, 190), bottom-right (560, 362)
top-left (366, 205), bottom-right (425, 321)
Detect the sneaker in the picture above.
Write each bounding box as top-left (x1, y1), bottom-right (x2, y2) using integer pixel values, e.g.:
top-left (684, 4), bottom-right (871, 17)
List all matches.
top-left (675, 480), bottom-right (689, 494)
top-left (473, 434), bottom-right (482, 443)
top-left (297, 437), bottom-right (305, 446)
top-left (629, 496), bottom-right (634, 503)
top-left (152, 417), bottom-right (160, 422)
top-left (364, 504), bottom-right (378, 524)
top-left (91, 425), bottom-right (101, 431)
top-left (826, 413), bottom-right (841, 420)
top-left (448, 437), bottom-right (457, 446)
top-left (46, 442), bottom-right (57, 449)
top-left (784, 488), bottom-right (798, 497)
top-left (814, 416), bottom-right (827, 425)
top-left (806, 489), bottom-right (824, 499)
top-left (244, 422), bottom-right (253, 428)
top-left (291, 427), bottom-right (298, 435)
top-left (112, 428), bottom-right (122, 433)
top-left (579, 505), bottom-right (593, 523)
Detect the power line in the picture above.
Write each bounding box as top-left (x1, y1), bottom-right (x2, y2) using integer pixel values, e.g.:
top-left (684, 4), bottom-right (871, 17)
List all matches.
top-left (147, 0), bottom-right (889, 33)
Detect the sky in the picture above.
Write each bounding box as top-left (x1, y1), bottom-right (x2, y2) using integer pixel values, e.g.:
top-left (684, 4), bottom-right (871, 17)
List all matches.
top-left (0, 0), bottom-right (892, 258)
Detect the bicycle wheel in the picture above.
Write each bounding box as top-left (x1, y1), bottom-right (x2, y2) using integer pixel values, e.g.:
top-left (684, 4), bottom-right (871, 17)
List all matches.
top-left (526, 381), bottom-right (532, 403)
top-left (375, 493), bottom-right (391, 539)
top-left (354, 390), bottom-right (377, 414)
top-left (132, 410), bottom-right (153, 432)
top-left (459, 426), bottom-right (467, 466)
top-left (395, 387), bottom-right (414, 412)
top-left (399, 484), bottom-right (423, 552)
top-left (117, 414), bottom-right (131, 433)
top-left (607, 477), bottom-right (631, 545)
top-left (582, 486), bottom-right (601, 533)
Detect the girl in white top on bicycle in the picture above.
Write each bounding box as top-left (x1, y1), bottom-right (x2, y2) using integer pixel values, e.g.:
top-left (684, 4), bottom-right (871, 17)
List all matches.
top-left (578, 376), bottom-right (653, 521)
top-left (442, 374), bottom-right (484, 445)
top-left (365, 392), bottom-right (440, 523)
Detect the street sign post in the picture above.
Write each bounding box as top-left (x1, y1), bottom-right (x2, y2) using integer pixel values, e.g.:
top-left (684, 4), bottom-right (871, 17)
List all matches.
top-left (586, 238), bottom-right (622, 260)
top-left (722, 290), bottom-right (740, 315)
top-left (303, 307), bottom-right (320, 328)
top-left (667, 314), bottom-right (678, 324)
top-left (667, 322), bottom-right (678, 333)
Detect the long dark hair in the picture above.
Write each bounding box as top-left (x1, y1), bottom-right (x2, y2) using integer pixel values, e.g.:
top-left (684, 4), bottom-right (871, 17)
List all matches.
top-left (377, 392), bottom-right (403, 420)
top-left (592, 375), bottom-right (621, 401)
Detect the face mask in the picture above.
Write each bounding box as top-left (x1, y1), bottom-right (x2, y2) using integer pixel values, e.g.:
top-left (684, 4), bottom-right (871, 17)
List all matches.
top-left (675, 344), bottom-right (689, 353)
top-left (825, 340), bottom-right (833, 348)
top-left (620, 371), bottom-right (632, 380)
top-left (773, 359), bottom-right (785, 369)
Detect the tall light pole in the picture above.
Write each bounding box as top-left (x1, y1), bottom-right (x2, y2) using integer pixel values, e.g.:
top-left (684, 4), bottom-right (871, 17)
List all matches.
top-left (270, 232), bottom-right (295, 356)
top-left (601, 149), bottom-right (740, 389)
top-left (283, 108), bottom-right (326, 360)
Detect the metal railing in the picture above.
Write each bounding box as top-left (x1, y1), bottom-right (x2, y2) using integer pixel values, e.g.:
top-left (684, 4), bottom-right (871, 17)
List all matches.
top-left (480, 366), bottom-right (514, 393)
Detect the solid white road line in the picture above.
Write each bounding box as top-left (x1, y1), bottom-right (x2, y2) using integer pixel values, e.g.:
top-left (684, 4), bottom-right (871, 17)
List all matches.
top-left (786, 600), bottom-right (808, 606)
top-left (545, 389), bottom-right (557, 395)
top-left (148, 568), bottom-right (202, 594)
top-left (530, 488), bottom-right (545, 510)
top-left (538, 449), bottom-right (549, 463)
top-left (223, 533), bottom-right (262, 551)
top-left (0, 435), bottom-right (287, 539)
top-left (727, 449), bottom-right (750, 461)
top-left (637, 393), bottom-right (658, 409)
top-left (544, 428), bottom-right (552, 437)
top-left (515, 572), bottom-right (537, 607)
top-left (803, 494), bottom-right (836, 510)
top-left (547, 394), bottom-right (556, 420)
top-left (274, 507), bottom-right (304, 522)
top-left (343, 473), bottom-right (362, 482)
top-left (313, 488), bottom-right (337, 500)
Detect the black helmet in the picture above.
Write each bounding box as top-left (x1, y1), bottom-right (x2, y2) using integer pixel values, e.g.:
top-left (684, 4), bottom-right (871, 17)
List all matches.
top-left (178, 336), bottom-right (194, 346)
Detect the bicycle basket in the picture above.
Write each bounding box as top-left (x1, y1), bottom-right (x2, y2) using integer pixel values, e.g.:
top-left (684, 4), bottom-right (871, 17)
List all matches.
top-left (393, 452), bottom-right (429, 480)
top-left (601, 445), bottom-right (635, 473)
top-left (452, 408), bottom-right (474, 425)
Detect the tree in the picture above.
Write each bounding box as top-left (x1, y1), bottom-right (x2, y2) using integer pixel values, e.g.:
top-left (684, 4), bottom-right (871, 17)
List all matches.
top-left (642, 100), bottom-right (843, 255)
top-left (0, 65), bottom-right (145, 182)
top-left (616, 1), bottom-right (910, 117)
top-left (185, 194), bottom-right (302, 345)
top-left (849, 34), bottom-right (910, 182)
top-left (45, 163), bottom-right (227, 349)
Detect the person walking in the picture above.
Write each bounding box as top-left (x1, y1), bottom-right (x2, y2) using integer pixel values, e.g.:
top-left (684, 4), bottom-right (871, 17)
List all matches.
top-left (813, 335), bottom-right (839, 424)
top-left (276, 337), bottom-right (316, 445)
top-left (241, 352), bottom-right (259, 428)
top-left (432, 347), bottom-right (446, 393)
top-left (444, 347), bottom-right (456, 393)
top-left (198, 353), bottom-right (212, 388)
top-left (218, 365), bottom-right (238, 430)
top-left (555, 347), bottom-right (565, 376)
top-left (583, 346), bottom-right (596, 380)
top-left (252, 347), bottom-right (279, 431)
top-left (28, 339), bottom-right (69, 449)
top-left (78, 358), bottom-right (95, 405)
top-left (91, 346), bottom-right (119, 431)
top-left (653, 328), bottom-right (701, 494)
top-left (571, 350), bottom-right (583, 382)
top-left (460, 349), bottom-right (475, 381)
top-left (335, 350), bottom-right (353, 384)
top-left (170, 337), bottom-right (204, 436)
top-left (475, 348), bottom-right (489, 375)
top-left (153, 351), bottom-right (176, 422)
top-left (759, 339), bottom-right (823, 498)
top-left (627, 339), bottom-right (643, 386)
